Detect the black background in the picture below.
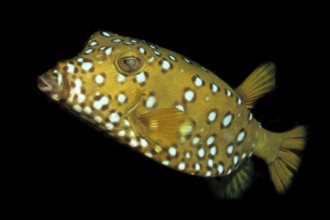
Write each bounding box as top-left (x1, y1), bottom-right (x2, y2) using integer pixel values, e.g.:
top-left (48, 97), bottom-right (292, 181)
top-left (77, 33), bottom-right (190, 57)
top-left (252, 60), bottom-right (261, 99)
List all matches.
top-left (2, 1), bottom-right (326, 215)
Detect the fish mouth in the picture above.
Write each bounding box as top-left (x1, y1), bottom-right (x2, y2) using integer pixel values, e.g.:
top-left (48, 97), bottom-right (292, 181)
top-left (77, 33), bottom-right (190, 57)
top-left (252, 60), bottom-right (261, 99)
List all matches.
top-left (38, 75), bottom-right (53, 93)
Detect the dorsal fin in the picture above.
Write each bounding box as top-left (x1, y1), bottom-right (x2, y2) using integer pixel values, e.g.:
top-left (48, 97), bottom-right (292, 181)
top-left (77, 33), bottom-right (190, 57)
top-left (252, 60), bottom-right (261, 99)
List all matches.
top-left (235, 62), bottom-right (276, 109)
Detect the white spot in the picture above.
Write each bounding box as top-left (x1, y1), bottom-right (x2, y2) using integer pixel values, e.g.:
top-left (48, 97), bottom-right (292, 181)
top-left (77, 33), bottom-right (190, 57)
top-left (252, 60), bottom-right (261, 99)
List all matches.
top-left (117, 94), bottom-right (126, 104)
top-left (205, 96), bottom-right (210, 101)
top-left (109, 112), bottom-right (120, 123)
top-left (82, 62), bottom-right (93, 71)
top-left (249, 152), bottom-right (253, 157)
top-left (117, 74), bottom-right (126, 83)
top-left (208, 111), bottom-right (217, 122)
top-left (73, 105), bottom-right (82, 113)
top-left (162, 60), bottom-right (171, 70)
top-left (185, 152), bottom-right (191, 159)
top-left (95, 75), bottom-right (104, 84)
top-left (237, 130), bottom-right (245, 142)
top-left (105, 47), bottom-right (113, 56)
top-left (223, 114), bottom-right (233, 127)
top-left (178, 162), bottom-right (186, 170)
top-left (101, 32), bottom-right (111, 37)
top-left (201, 66), bottom-right (208, 72)
top-left (184, 90), bottom-right (195, 102)
top-left (67, 63), bottom-right (75, 74)
top-left (237, 113), bottom-right (241, 118)
top-left (237, 98), bottom-right (242, 105)
top-left (206, 171), bottom-right (212, 177)
top-left (113, 39), bottom-right (122, 43)
top-left (77, 94), bottom-right (86, 103)
top-left (183, 57), bottom-right (191, 63)
top-left (233, 155), bottom-right (239, 165)
top-left (135, 72), bottom-right (146, 83)
top-left (242, 152), bottom-right (247, 159)
top-left (175, 105), bottom-right (184, 112)
top-left (85, 49), bottom-right (93, 54)
top-left (249, 112), bottom-right (253, 122)
top-left (227, 169), bottom-right (232, 175)
top-left (138, 47), bottom-right (145, 54)
top-left (148, 56), bottom-right (155, 63)
top-left (99, 46), bottom-right (106, 51)
top-left (208, 159), bottom-right (214, 167)
top-left (227, 145), bottom-right (234, 154)
top-left (198, 148), bottom-right (205, 158)
top-left (129, 131), bottom-right (136, 138)
top-left (75, 79), bottom-right (82, 87)
top-left (93, 96), bottom-right (109, 110)
top-left (192, 137), bottom-right (200, 145)
top-left (226, 89), bottom-right (232, 97)
top-left (129, 139), bottom-right (139, 148)
top-left (130, 39), bottom-right (138, 43)
top-left (206, 136), bottom-right (215, 145)
top-left (124, 119), bottom-right (130, 126)
top-left (210, 146), bottom-right (217, 156)
top-left (140, 139), bottom-right (148, 148)
top-left (169, 147), bottom-right (176, 156)
top-left (217, 164), bottom-right (224, 174)
top-left (84, 106), bottom-right (92, 114)
top-left (146, 96), bottom-right (156, 108)
top-left (105, 123), bottom-right (114, 131)
top-left (169, 55), bottom-right (177, 61)
top-left (154, 50), bottom-right (161, 56)
top-left (118, 130), bottom-right (126, 137)
top-left (89, 41), bottom-right (98, 46)
top-left (93, 116), bottom-right (102, 123)
top-left (162, 160), bottom-right (169, 166)
top-left (77, 58), bottom-right (84, 63)
top-left (57, 73), bottom-right (63, 85)
top-left (149, 44), bottom-right (156, 49)
top-left (194, 76), bottom-right (203, 87)
top-left (145, 152), bottom-right (153, 158)
top-left (211, 84), bottom-right (219, 93)
top-left (195, 163), bottom-right (201, 171)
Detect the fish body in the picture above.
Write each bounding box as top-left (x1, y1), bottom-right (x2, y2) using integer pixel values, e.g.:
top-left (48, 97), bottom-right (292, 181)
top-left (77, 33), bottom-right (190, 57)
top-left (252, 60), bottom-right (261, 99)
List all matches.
top-left (38, 31), bottom-right (306, 197)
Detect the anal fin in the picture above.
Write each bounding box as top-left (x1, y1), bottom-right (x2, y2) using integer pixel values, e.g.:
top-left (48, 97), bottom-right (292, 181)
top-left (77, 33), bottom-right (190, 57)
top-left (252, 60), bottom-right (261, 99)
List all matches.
top-left (208, 160), bottom-right (254, 199)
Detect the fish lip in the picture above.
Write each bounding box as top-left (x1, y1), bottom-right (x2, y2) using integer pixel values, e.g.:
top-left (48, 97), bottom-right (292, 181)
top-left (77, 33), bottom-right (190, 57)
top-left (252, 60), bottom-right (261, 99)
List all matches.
top-left (38, 75), bottom-right (53, 93)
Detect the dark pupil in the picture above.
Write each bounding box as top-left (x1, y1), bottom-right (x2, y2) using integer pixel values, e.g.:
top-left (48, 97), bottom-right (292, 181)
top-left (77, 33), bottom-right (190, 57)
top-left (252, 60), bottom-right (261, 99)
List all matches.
top-left (124, 58), bottom-right (137, 68)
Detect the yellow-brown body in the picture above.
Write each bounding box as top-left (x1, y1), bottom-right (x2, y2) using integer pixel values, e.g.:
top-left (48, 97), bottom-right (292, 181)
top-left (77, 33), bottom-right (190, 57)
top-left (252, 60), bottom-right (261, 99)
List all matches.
top-left (38, 31), bottom-right (306, 195)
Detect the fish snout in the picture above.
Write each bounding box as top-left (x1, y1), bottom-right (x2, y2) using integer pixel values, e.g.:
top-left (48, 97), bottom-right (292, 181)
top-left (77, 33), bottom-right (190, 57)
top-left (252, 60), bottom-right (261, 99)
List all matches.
top-left (38, 75), bottom-right (53, 93)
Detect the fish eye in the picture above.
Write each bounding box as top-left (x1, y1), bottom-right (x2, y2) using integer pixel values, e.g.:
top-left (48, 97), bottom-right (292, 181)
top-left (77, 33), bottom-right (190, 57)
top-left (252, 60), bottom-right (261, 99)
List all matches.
top-left (116, 52), bottom-right (145, 75)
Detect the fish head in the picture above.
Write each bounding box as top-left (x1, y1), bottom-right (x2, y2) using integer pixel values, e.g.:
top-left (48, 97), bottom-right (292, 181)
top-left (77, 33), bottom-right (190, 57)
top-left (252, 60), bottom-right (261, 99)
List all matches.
top-left (37, 62), bottom-right (70, 102)
top-left (38, 31), bottom-right (159, 126)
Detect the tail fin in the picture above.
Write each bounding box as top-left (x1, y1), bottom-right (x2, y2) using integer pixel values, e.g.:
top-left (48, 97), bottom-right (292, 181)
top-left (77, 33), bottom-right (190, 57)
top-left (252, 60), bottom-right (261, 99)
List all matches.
top-left (254, 126), bottom-right (306, 193)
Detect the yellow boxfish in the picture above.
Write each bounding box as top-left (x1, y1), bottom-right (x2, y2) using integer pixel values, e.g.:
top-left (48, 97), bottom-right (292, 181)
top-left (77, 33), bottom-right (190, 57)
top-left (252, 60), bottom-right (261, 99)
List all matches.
top-left (38, 31), bottom-right (306, 198)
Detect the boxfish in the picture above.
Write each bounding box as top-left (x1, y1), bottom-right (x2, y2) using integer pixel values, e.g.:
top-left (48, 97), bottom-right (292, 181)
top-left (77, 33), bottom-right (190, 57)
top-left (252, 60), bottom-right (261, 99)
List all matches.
top-left (38, 31), bottom-right (306, 198)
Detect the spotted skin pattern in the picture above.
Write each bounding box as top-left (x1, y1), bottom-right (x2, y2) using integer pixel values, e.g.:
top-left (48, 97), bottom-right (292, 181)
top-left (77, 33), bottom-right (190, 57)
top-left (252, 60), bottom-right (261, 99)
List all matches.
top-left (38, 31), bottom-right (261, 177)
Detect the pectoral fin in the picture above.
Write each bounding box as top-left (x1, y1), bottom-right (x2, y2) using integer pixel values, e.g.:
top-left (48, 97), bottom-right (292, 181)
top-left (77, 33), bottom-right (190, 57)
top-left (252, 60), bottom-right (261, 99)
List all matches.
top-left (128, 108), bottom-right (193, 146)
